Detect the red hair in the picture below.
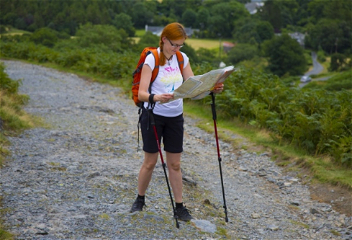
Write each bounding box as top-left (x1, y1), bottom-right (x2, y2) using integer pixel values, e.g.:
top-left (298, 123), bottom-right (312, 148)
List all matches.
top-left (159, 22), bottom-right (187, 66)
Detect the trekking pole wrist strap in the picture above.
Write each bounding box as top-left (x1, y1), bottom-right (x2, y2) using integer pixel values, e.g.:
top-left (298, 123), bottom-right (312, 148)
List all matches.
top-left (149, 94), bottom-right (155, 104)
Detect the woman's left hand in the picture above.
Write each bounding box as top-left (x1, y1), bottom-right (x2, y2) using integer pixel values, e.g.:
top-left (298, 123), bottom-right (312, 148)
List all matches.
top-left (212, 83), bottom-right (224, 94)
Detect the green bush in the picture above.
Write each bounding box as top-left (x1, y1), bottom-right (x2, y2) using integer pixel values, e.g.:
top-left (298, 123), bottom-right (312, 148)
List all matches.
top-left (324, 71), bottom-right (352, 91)
top-left (216, 67), bottom-right (352, 167)
top-left (0, 62), bottom-right (20, 93)
top-left (30, 27), bottom-right (59, 47)
top-left (227, 43), bottom-right (258, 65)
top-left (317, 50), bottom-right (326, 62)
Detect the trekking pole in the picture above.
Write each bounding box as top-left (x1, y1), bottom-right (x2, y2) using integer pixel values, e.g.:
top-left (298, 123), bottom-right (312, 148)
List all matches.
top-left (148, 109), bottom-right (180, 228)
top-left (210, 92), bottom-right (228, 222)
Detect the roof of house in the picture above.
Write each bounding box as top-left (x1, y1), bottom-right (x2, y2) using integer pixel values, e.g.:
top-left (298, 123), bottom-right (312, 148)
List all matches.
top-left (223, 42), bottom-right (235, 48)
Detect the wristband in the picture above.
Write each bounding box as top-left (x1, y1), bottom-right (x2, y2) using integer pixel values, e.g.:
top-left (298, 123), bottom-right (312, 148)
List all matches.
top-left (149, 94), bottom-right (155, 104)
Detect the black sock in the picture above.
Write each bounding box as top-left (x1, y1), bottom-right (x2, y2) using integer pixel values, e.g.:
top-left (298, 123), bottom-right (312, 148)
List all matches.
top-left (176, 202), bottom-right (183, 209)
top-left (137, 194), bottom-right (145, 201)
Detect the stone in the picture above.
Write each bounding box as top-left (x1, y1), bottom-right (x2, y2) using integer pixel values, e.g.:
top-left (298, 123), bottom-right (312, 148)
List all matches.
top-left (191, 219), bottom-right (217, 233)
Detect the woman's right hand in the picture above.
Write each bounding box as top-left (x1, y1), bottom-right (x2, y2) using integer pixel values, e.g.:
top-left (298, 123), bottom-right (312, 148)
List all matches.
top-left (155, 93), bottom-right (174, 103)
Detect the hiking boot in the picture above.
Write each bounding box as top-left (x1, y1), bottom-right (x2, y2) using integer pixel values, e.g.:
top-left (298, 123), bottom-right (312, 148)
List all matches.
top-left (130, 198), bottom-right (145, 213)
top-left (175, 206), bottom-right (193, 221)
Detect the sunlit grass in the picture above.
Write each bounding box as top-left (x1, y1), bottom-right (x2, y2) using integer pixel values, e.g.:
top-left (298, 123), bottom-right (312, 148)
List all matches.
top-left (1, 27), bottom-right (31, 36)
top-left (0, 91), bottom-right (43, 166)
top-left (132, 29), bottom-right (224, 51)
top-left (186, 38), bottom-right (223, 50)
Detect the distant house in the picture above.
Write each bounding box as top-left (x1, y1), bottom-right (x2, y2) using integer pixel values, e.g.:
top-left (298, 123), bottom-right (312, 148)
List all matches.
top-left (276, 32), bottom-right (306, 47)
top-left (145, 25), bottom-right (198, 37)
top-left (288, 32), bottom-right (305, 47)
top-left (223, 41), bottom-right (236, 53)
top-left (245, 1), bottom-right (264, 15)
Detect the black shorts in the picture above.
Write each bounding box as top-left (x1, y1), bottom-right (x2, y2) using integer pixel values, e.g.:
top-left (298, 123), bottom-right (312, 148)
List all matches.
top-left (141, 108), bottom-right (184, 153)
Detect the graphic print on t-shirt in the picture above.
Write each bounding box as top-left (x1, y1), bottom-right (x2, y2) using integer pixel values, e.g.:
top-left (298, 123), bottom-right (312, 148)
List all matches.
top-left (161, 66), bottom-right (182, 93)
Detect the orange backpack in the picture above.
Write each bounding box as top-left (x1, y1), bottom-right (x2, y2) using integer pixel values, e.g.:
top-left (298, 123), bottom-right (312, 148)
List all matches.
top-left (132, 47), bottom-right (184, 107)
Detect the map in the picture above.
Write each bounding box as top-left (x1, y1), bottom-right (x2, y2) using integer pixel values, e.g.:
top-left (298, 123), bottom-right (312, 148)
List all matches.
top-left (170, 66), bottom-right (235, 102)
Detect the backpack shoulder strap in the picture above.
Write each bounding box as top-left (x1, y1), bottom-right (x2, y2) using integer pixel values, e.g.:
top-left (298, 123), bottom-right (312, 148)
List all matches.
top-left (149, 48), bottom-right (159, 83)
top-left (175, 51), bottom-right (184, 79)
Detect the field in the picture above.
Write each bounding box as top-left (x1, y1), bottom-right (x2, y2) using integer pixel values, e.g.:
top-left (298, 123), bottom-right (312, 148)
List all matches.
top-left (134, 29), bottom-right (222, 50)
top-left (186, 38), bottom-right (222, 50)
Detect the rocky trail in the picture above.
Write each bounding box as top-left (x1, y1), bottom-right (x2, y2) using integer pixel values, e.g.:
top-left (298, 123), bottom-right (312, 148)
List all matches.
top-left (1, 60), bottom-right (351, 239)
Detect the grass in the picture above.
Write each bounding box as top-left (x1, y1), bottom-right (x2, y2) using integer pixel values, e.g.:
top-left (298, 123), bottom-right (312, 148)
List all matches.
top-left (0, 93), bottom-right (41, 166)
top-left (186, 38), bottom-right (223, 50)
top-left (1, 27), bottom-right (31, 36)
top-left (133, 29), bottom-right (226, 51)
top-left (0, 63), bottom-right (44, 239)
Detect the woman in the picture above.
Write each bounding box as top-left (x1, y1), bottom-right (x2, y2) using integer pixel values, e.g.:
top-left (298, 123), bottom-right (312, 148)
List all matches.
top-left (130, 22), bottom-right (224, 221)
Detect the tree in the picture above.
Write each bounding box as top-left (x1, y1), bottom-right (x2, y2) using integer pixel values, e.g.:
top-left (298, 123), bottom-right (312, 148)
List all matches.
top-left (75, 23), bottom-right (132, 53)
top-left (86, 2), bottom-right (101, 25)
top-left (30, 27), bottom-right (59, 47)
top-left (208, 2), bottom-right (249, 38)
top-left (132, 2), bottom-right (154, 29)
top-left (258, 1), bottom-right (282, 32)
top-left (255, 21), bottom-right (274, 44)
top-left (182, 9), bottom-right (197, 28)
top-left (197, 8), bottom-right (209, 31)
top-left (137, 31), bottom-right (159, 50)
top-left (258, 0), bottom-right (299, 32)
top-left (180, 43), bottom-right (198, 65)
top-left (263, 34), bottom-right (307, 76)
top-left (196, 47), bottom-right (217, 64)
top-left (227, 44), bottom-right (258, 64)
top-left (113, 13), bottom-right (135, 37)
top-left (330, 53), bottom-right (346, 72)
top-left (306, 19), bottom-right (345, 54)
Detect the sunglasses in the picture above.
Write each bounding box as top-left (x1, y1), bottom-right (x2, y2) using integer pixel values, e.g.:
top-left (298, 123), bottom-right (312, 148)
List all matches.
top-left (167, 38), bottom-right (184, 48)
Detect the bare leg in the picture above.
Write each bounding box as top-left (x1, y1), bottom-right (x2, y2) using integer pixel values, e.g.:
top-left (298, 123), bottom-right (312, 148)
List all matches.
top-left (166, 152), bottom-right (183, 203)
top-left (137, 152), bottom-right (158, 196)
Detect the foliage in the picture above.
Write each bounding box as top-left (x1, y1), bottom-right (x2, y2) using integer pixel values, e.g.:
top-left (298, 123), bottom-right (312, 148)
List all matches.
top-left (263, 34), bottom-right (307, 76)
top-left (112, 13), bottom-right (135, 37)
top-left (136, 31), bottom-right (159, 51)
top-left (258, 0), bottom-right (299, 31)
top-left (195, 47), bottom-right (218, 65)
top-left (29, 27), bottom-right (59, 47)
top-left (329, 53), bottom-right (347, 72)
top-left (181, 43), bottom-right (199, 66)
top-left (234, 18), bottom-right (274, 46)
top-left (207, 1), bottom-right (249, 38)
top-left (0, 62), bottom-right (20, 94)
top-left (323, 71), bottom-right (352, 91)
top-left (215, 67), bottom-right (351, 167)
top-left (74, 23), bottom-right (132, 53)
top-left (0, 62), bottom-right (33, 165)
top-left (227, 43), bottom-right (258, 65)
top-left (182, 9), bottom-right (197, 28)
top-left (0, 61), bottom-right (38, 240)
top-left (317, 50), bottom-right (326, 63)
top-left (0, 0), bottom-right (350, 60)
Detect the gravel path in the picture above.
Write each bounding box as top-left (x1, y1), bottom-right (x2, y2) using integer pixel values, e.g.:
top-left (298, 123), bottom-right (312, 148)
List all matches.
top-left (1, 60), bottom-right (351, 240)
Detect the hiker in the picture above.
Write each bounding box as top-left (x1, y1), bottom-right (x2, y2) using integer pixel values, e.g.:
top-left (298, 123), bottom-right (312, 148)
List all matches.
top-left (130, 22), bottom-right (224, 221)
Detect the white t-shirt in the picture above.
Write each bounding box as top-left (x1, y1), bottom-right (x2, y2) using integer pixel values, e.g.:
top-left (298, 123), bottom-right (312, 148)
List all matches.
top-left (143, 48), bottom-right (189, 117)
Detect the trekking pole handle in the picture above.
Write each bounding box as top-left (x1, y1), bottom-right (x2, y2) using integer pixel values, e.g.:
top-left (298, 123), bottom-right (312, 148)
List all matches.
top-left (148, 109), bottom-right (155, 126)
top-left (211, 92), bottom-right (217, 121)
